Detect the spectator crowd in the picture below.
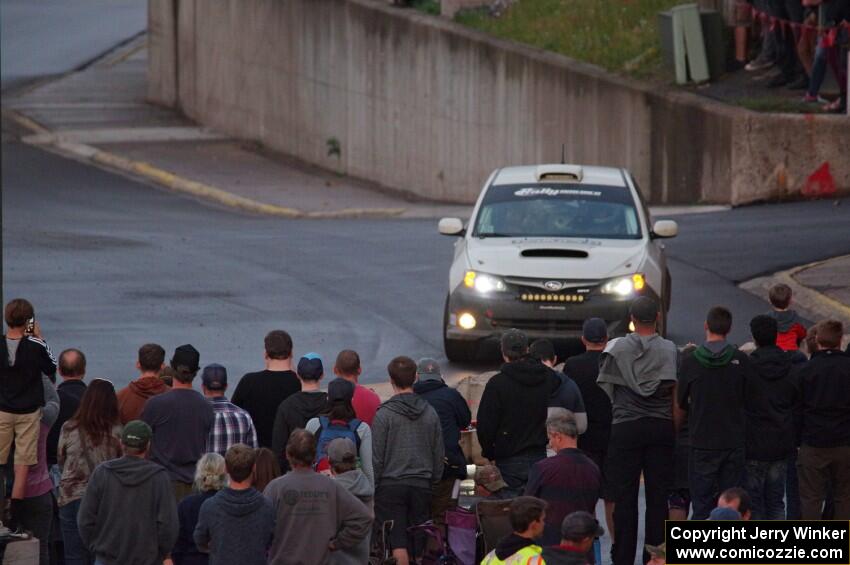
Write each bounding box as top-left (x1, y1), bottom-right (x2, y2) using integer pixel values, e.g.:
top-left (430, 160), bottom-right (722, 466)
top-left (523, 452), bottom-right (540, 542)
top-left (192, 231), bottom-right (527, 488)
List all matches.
top-left (0, 286), bottom-right (848, 565)
top-left (736, 0), bottom-right (849, 112)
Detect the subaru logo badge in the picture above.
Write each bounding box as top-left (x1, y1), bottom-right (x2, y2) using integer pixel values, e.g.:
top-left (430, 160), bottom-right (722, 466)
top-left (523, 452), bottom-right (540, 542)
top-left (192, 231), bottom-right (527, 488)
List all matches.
top-left (544, 281), bottom-right (563, 291)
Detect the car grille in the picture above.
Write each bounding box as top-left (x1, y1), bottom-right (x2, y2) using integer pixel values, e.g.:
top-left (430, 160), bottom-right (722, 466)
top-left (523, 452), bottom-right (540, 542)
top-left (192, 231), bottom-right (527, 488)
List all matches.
top-left (491, 319), bottom-right (585, 332)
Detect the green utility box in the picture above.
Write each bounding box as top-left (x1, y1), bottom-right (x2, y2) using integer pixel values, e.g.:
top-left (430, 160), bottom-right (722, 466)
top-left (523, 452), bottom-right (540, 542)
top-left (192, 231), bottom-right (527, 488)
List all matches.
top-left (658, 8), bottom-right (725, 81)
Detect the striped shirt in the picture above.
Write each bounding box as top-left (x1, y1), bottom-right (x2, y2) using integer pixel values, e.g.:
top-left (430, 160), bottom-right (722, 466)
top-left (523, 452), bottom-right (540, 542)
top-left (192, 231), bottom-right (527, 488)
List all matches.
top-left (207, 396), bottom-right (258, 455)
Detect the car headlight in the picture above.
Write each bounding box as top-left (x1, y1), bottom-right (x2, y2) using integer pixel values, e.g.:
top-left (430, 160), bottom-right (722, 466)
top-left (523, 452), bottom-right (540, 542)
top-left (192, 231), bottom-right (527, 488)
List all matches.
top-left (601, 274), bottom-right (646, 296)
top-left (464, 271), bottom-right (507, 293)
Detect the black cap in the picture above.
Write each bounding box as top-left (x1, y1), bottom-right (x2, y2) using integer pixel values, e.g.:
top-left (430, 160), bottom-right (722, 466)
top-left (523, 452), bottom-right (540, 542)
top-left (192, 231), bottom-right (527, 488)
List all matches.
top-left (171, 344), bottom-right (200, 373)
top-left (327, 377), bottom-right (355, 403)
top-left (582, 318), bottom-right (608, 343)
top-left (501, 329), bottom-right (529, 356)
top-left (629, 297), bottom-right (658, 324)
top-left (561, 511), bottom-right (605, 541)
top-left (297, 353), bottom-right (324, 381)
top-left (201, 363), bottom-right (227, 390)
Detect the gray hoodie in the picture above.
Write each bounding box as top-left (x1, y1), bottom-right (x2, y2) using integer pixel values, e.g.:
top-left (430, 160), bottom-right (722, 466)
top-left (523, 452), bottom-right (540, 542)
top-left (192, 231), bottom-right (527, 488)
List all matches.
top-left (264, 468), bottom-right (372, 565)
top-left (77, 456), bottom-right (178, 565)
top-left (330, 469), bottom-right (374, 565)
top-left (597, 333), bottom-right (678, 425)
top-left (372, 392), bottom-right (445, 488)
top-left (194, 487), bottom-right (275, 565)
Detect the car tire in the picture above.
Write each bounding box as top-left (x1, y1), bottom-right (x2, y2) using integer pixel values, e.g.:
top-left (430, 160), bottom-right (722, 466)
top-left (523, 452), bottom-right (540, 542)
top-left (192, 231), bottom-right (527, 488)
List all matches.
top-left (443, 295), bottom-right (477, 362)
top-left (445, 338), bottom-right (477, 363)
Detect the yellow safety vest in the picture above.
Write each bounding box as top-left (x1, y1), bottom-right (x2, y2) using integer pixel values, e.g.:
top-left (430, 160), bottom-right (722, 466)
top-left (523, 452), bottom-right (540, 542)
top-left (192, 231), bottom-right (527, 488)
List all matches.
top-left (481, 544), bottom-right (544, 565)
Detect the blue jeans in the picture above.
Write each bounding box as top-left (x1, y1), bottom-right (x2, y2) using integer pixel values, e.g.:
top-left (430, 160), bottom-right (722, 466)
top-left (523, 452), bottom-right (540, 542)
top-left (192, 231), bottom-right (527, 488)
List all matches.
top-left (496, 450), bottom-right (545, 497)
top-left (689, 447), bottom-right (745, 520)
top-left (59, 499), bottom-right (92, 565)
top-left (744, 459), bottom-right (786, 520)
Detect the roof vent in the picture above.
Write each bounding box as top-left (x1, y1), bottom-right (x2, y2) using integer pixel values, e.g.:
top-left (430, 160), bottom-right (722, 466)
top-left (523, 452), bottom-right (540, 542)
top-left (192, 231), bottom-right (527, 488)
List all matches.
top-left (536, 164), bottom-right (583, 183)
top-left (521, 249), bottom-right (589, 259)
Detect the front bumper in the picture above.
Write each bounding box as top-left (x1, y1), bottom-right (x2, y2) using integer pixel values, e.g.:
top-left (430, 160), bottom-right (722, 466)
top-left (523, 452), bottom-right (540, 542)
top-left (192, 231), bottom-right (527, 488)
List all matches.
top-left (445, 283), bottom-right (660, 342)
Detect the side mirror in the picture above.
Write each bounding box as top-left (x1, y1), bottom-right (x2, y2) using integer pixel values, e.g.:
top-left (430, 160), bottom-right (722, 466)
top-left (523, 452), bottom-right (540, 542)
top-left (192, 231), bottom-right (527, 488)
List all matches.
top-left (651, 220), bottom-right (678, 239)
top-left (438, 217), bottom-right (465, 236)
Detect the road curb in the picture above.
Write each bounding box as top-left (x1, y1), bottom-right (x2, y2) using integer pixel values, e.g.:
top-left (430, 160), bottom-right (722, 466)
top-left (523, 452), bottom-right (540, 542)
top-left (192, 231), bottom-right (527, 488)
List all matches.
top-left (6, 109), bottom-right (406, 220)
top-left (740, 255), bottom-right (850, 328)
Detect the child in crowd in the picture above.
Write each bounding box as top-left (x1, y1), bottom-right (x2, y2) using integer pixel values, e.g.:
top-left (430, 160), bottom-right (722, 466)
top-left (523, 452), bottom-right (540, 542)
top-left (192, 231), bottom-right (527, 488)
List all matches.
top-left (767, 284), bottom-right (807, 352)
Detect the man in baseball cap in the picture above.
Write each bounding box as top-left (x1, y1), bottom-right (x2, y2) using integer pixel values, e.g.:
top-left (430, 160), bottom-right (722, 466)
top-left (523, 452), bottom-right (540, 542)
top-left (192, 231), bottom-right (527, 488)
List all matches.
top-left (540, 510), bottom-right (605, 564)
top-left (272, 353), bottom-right (328, 471)
top-left (474, 465), bottom-right (510, 499)
top-left (170, 344), bottom-right (201, 382)
top-left (563, 318), bottom-right (614, 540)
top-left (77, 420), bottom-right (178, 565)
top-left (201, 363), bottom-right (258, 455)
top-left (478, 328), bottom-right (561, 496)
top-left (413, 356), bottom-right (472, 522)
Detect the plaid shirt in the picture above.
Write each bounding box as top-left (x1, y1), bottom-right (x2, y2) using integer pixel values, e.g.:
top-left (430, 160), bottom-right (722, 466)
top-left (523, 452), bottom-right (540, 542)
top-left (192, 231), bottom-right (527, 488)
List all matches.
top-left (207, 396), bottom-right (258, 455)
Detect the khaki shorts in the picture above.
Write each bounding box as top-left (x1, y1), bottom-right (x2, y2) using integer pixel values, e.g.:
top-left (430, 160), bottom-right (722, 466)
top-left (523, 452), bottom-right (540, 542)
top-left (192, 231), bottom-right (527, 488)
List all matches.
top-left (0, 409), bottom-right (42, 465)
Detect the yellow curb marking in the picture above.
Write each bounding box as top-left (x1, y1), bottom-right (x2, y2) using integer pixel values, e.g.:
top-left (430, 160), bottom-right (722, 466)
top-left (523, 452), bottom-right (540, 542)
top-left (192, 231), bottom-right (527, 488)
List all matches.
top-left (8, 107), bottom-right (406, 219)
top-left (2, 108), bottom-right (50, 135)
top-left (781, 255), bottom-right (850, 321)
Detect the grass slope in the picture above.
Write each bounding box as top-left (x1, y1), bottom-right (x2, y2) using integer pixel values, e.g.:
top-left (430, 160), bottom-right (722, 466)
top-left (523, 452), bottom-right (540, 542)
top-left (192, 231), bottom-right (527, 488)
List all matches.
top-left (455, 0), bottom-right (692, 75)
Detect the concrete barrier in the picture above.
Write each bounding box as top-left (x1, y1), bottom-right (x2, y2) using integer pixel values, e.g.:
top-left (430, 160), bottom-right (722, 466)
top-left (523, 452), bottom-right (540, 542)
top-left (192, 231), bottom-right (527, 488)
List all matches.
top-left (148, 0), bottom-right (849, 205)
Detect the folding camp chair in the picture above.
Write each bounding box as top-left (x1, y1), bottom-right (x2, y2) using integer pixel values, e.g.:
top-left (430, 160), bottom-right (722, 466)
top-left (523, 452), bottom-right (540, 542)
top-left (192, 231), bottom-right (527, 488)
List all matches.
top-left (475, 499), bottom-right (515, 556)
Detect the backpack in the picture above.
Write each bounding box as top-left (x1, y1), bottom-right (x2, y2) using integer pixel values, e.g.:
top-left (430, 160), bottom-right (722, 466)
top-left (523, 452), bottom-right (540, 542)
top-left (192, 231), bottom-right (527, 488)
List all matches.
top-left (313, 416), bottom-right (362, 474)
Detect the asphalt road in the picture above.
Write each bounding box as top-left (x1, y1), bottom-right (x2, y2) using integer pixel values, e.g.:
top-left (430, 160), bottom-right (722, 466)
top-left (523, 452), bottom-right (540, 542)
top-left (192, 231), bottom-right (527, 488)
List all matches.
top-left (4, 141), bottom-right (850, 388)
top-left (0, 0), bottom-right (146, 90)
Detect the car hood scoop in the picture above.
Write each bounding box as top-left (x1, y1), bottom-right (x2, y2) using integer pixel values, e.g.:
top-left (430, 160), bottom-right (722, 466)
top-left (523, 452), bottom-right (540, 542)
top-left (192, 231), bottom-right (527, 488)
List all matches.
top-left (521, 249), bottom-right (588, 259)
top-left (465, 237), bottom-right (646, 279)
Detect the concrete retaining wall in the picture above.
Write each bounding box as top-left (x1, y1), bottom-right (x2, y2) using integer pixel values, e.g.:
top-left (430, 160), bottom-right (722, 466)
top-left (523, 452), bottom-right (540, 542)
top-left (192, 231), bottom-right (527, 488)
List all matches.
top-left (148, 0), bottom-right (849, 205)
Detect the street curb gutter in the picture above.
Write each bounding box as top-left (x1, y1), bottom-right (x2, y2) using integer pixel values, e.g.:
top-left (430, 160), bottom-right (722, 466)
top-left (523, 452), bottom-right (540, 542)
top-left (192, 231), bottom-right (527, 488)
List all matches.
top-left (740, 255), bottom-right (850, 329)
top-left (5, 109), bottom-right (406, 219)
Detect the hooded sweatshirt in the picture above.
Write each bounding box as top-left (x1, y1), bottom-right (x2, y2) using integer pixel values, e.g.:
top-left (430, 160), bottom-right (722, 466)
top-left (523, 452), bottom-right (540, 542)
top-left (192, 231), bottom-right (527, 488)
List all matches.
top-left (330, 469), bottom-right (374, 565)
top-left (597, 333), bottom-right (678, 425)
top-left (767, 310), bottom-right (807, 352)
top-left (77, 456), bottom-right (178, 565)
top-left (489, 533), bottom-right (542, 561)
top-left (194, 487), bottom-right (275, 565)
top-left (477, 358), bottom-right (559, 461)
top-left (745, 346), bottom-right (800, 461)
top-left (264, 468), bottom-right (372, 565)
top-left (414, 376), bottom-right (472, 479)
top-left (540, 544), bottom-right (592, 565)
top-left (271, 390), bottom-right (327, 470)
top-left (372, 392), bottom-right (444, 488)
top-left (117, 376), bottom-right (169, 424)
top-left (678, 341), bottom-right (750, 450)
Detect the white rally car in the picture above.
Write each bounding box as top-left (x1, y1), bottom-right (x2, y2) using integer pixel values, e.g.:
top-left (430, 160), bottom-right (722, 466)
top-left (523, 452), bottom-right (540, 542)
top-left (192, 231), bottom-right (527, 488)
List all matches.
top-left (438, 164), bottom-right (678, 362)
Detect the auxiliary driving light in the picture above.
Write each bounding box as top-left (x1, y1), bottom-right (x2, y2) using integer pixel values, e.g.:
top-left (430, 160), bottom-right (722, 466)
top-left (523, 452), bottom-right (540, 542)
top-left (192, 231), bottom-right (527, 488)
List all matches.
top-left (458, 312), bottom-right (477, 330)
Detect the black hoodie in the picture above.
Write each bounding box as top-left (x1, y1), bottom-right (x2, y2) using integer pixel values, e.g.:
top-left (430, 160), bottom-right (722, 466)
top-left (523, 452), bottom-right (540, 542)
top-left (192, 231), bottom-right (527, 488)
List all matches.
top-left (745, 346), bottom-right (801, 461)
top-left (194, 487), bottom-right (275, 565)
top-left (271, 390), bottom-right (328, 470)
top-left (78, 456), bottom-right (178, 565)
top-left (678, 341), bottom-right (751, 450)
top-left (414, 377), bottom-right (472, 479)
top-left (798, 349), bottom-right (850, 448)
top-left (477, 357), bottom-right (560, 460)
top-left (493, 533), bottom-right (541, 560)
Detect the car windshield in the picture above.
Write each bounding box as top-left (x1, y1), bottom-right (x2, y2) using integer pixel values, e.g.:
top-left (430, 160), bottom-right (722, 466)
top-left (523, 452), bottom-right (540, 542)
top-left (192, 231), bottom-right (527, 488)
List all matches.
top-left (473, 183), bottom-right (642, 239)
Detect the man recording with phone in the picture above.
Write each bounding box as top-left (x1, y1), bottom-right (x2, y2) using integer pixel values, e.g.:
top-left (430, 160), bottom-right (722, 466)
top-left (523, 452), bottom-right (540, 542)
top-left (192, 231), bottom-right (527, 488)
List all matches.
top-left (0, 298), bottom-right (57, 527)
